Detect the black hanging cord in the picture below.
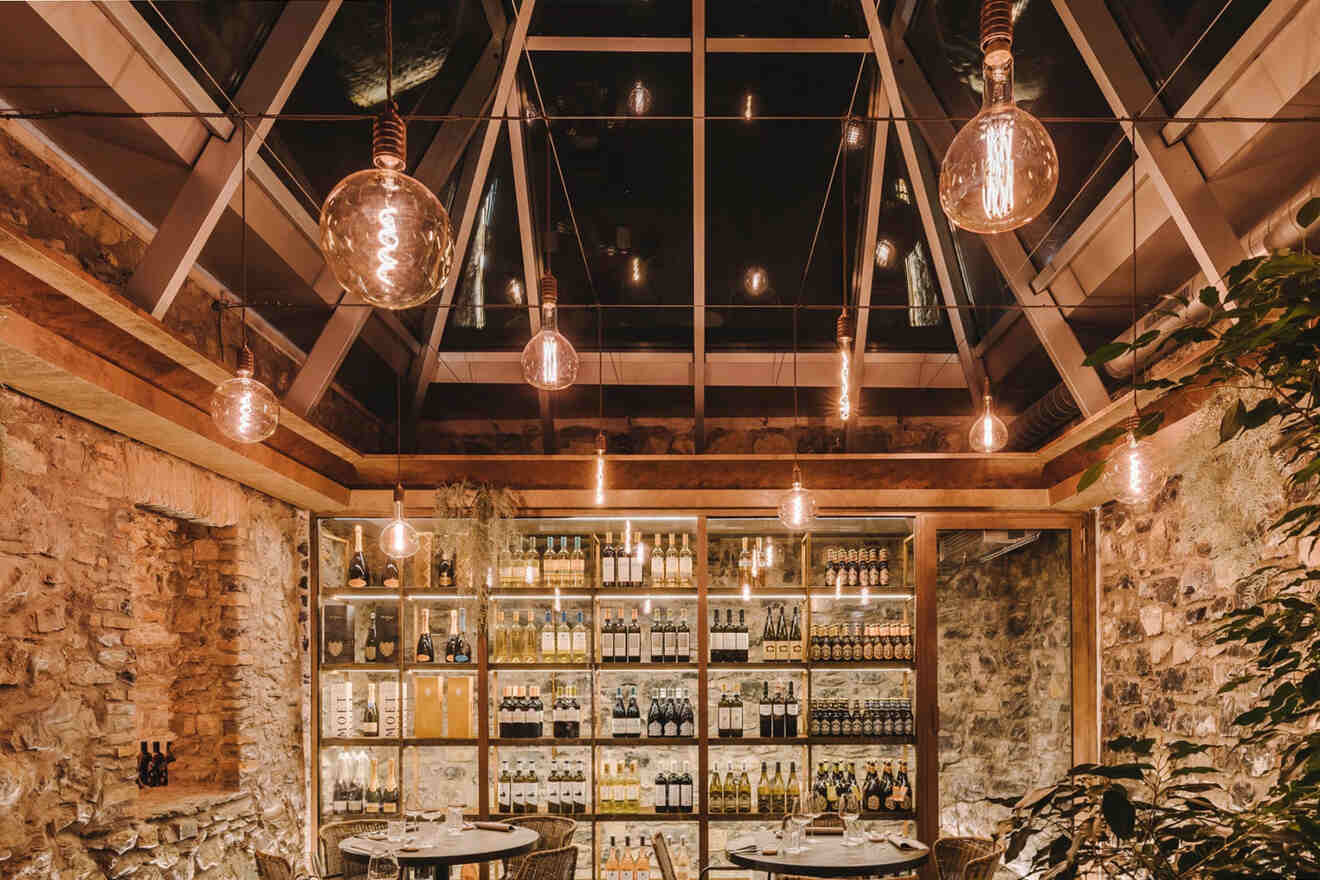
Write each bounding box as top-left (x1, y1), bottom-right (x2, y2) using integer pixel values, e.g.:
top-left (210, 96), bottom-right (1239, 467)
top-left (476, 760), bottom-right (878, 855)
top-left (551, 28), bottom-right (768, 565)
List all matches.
top-left (1131, 123), bottom-right (1139, 426)
top-left (841, 125), bottom-right (848, 313)
top-left (545, 124), bottom-right (553, 273)
top-left (240, 107), bottom-right (247, 354)
top-left (792, 302), bottom-right (800, 464)
top-left (395, 372), bottom-right (403, 483)
top-left (385, 0), bottom-right (394, 109)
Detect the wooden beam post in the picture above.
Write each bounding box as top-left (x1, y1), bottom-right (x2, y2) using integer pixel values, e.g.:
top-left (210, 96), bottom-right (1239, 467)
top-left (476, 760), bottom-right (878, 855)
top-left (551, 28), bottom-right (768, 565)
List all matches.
top-left (693, 0), bottom-right (707, 452)
top-left (122, 0), bottom-right (340, 319)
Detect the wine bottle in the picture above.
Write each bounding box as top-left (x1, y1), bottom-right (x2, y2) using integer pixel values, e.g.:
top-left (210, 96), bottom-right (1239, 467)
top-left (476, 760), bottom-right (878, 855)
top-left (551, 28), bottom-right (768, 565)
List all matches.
top-left (456, 608), bottom-right (471, 663)
top-left (363, 608), bottom-right (380, 662)
top-left (383, 556), bottom-right (400, 590)
top-left (759, 681), bottom-right (772, 737)
top-left (361, 682), bottom-right (379, 736)
top-left (676, 611), bottom-right (691, 663)
top-left (348, 525), bottom-right (369, 588)
top-left (416, 607), bottom-right (435, 663)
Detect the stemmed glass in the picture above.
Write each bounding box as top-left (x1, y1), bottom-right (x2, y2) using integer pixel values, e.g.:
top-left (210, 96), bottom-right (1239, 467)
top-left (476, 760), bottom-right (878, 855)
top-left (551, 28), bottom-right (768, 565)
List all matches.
top-left (785, 814), bottom-right (812, 855)
top-left (367, 852), bottom-right (400, 880)
top-left (839, 792), bottom-right (862, 846)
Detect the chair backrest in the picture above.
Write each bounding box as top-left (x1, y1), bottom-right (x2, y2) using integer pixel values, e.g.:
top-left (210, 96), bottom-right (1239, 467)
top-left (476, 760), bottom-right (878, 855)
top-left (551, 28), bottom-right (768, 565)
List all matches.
top-left (511, 845), bottom-right (578, 880)
top-left (933, 837), bottom-right (1002, 880)
top-left (318, 819), bottom-right (387, 878)
top-left (255, 851), bottom-right (296, 880)
top-left (509, 815), bottom-right (578, 850)
top-left (652, 833), bottom-right (678, 880)
top-left (807, 813), bottom-right (845, 834)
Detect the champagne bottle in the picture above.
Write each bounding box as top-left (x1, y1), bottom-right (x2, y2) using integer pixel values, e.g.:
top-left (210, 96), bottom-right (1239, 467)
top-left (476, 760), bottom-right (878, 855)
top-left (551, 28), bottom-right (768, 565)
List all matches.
top-left (348, 525), bottom-right (369, 587)
top-left (361, 682), bottom-right (379, 736)
top-left (456, 607), bottom-right (471, 663)
top-left (382, 758), bottom-right (399, 814)
top-left (708, 762), bottom-right (723, 814)
top-left (364, 608), bottom-right (380, 662)
top-left (416, 607), bottom-right (435, 663)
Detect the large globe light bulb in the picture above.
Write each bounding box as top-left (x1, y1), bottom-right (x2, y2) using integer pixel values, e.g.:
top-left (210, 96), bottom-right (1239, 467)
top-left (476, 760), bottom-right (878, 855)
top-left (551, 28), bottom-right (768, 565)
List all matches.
top-left (210, 346), bottom-right (279, 444)
top-left (320, 109), bottom-right (453, 310)
top-left (1112, 431), bottom-right (1163, 505)
top-left (968, 392), bottom-right (1008, 453)
top-left (778, 465), bottom-right (818, 531)
top-left (939, 0), bottom-right (1058, 234)
top-left (379, 484), bottom-right (420, 560)
top-left (521, 275), bottom-right (580, 391)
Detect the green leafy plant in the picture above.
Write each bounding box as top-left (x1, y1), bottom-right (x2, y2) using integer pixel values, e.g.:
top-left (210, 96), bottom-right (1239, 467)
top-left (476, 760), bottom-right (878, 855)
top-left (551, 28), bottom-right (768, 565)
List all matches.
top-left (432, 481), bottom-right (522, 631)
top-left (997, 201), bottom-right (1320, 877)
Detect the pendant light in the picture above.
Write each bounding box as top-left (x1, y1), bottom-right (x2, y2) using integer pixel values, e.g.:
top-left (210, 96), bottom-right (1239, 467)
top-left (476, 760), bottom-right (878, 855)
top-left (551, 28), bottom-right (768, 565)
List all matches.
top-left (319, 0), bottom-right (453, 310)
top-left (210, 116), bottom-right (278, 444)
top-left (778, 305), bottom-right (818, 531)
top-left (593, 306), bottom-right (606, 506)
top-left (836, 139), bottom-right (854, 423)
top-left (522, 129), bottom-right (580, 390)
top-left (1114, 125), bottom-right (1163, 504)
top-left (379, 376), bottom-right (419, 559)
top-left (968, 379), bottom-right (1007, 453)
top-left (938, 0), bottom-right (1059, 233)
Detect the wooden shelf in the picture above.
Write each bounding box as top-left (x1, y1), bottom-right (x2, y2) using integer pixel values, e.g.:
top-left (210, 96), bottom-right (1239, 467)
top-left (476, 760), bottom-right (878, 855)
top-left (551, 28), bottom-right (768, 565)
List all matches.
top-left (320, 663), bottom-right (401, 672)
top-left (324, 737), bottom-right (481, 747)
top-left (708, 737), bottom-right (808, 746)
top-left (597, 662), bottom-right (699, 670)
top-left (705, 811), bottom-right (917, 822)
top-left (807, 736), bottom-right (915, 745)
top-left (491, 737), bottom-right (595, 747)
top-left (707, 662), bottom-right (807, 670)
top-left (406, 662), bottom-right (478, 671)
top-left (489, 662), bottom-right (593, 670)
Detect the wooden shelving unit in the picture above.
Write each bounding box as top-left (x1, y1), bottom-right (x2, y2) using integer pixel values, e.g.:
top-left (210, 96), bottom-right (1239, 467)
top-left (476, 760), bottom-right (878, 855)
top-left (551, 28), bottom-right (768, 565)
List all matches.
top-left (312, 514), bottom-right (927, 880)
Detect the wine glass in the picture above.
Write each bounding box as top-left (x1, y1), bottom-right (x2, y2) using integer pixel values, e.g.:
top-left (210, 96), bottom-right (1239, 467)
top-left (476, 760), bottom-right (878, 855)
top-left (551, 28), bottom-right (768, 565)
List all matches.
top-left (839, 791), bottom-right (862, 846)
top-left (367, 852), bottom-right (400, 880)
top-left (785, 814), bottom-right (812, 855)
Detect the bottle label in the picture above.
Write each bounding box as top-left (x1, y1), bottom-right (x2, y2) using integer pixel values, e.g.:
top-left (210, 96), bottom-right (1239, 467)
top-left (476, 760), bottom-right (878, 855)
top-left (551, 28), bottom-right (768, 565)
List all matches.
top-left (651, 631), bottom-right (664, 660)
top-left (680, 718), bottom-right (694, 737)
top-left (573, 630), bottom-right (587, 657)
top-left (557, 631), bottom-right (572, 656)
top-left (628, 633), bottom-right (641, 659)
top-left (677, 631), bottom-right (690, 657)
top-left (679, 557), bottom-right (693, 579)
top-left (680, 783), bottom-right (693, 807)
top-left (603, 558), bottom-right (615, 584)
top-left (546, 780), bottom-right (559, 803)
top-left (663, 631), bottom-right (676, 659)
top-left (718, 706), bottom-right (731, 731)
top-left (621, 869), bottom-right (634, 880)
top-left (601, 631), bottom-right (614, 661)
top-left (652, 560), bottom-right (665, 582)
top-left (787, 702), bottom-right (799, 716)
top-left (541, 630), bottom-right (555, 655)
top-left (737, 632), bottom-right (749, 652)
top-left (732, 706), bottom-right (743, 730)
top-left (361, 722), bottom-right (378, 735)
top-left (664, 720), bottom-right (678, 737)
top-left (333, 798), bottom-right (347, 812)
top-left (760, 704), bottom-right (772, 718)
top-left (773, 703), bottom-right (785, 717)
top-left (791, 641), bottom-right (803, 661)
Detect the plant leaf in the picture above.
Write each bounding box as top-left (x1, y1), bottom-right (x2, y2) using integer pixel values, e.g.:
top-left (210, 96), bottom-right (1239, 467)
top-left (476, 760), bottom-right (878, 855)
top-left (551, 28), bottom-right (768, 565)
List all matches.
top-left (1220, 399), bottom-right (1245, 444)
top-left (1077, 461), bottom-right (1106, 493)
top-left (1298, 197), bottom-right (1320, 229)
top-left (1102, 786), bottom-right (1136, 839)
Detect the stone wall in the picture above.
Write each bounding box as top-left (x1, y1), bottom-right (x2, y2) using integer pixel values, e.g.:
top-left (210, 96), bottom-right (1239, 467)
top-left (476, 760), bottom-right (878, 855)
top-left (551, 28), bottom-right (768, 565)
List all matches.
top-left (937, 530), bottom-right (1073, 876)
top-left (0, 388), bottom-right (310, 879)
top-left (1097, 391), bottom-right (1298, 805)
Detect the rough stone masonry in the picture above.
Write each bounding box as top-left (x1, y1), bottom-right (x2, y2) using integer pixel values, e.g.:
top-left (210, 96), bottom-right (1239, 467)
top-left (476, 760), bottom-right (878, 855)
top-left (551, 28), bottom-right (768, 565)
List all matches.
top-left (0, 389), bottom-right (310, 880)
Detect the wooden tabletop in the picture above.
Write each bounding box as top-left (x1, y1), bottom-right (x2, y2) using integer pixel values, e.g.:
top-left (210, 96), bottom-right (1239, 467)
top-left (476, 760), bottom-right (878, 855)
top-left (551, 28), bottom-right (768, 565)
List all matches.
top-left (726, 836), bottom-right (930, 878)
top-left (340, 826), bottom-right (539, 867)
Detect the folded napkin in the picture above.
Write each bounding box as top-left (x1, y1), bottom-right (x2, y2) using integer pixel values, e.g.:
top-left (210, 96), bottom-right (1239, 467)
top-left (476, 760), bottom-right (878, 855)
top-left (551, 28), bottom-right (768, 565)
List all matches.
top-left (727, 835), bottom-right (759, 853)
top-left (887, 836), bottom-right (923, 851)
top-left (474, 821), bottom-right (514, 832)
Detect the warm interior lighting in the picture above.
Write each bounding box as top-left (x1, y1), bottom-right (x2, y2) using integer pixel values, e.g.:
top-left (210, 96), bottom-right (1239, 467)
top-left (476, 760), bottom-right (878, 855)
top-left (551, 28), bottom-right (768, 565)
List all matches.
top-left (210, 346), bottom-right (279, 444)
top-left (875, 237), bottom-right (897, 269)
top-left (594, 432), bottom-right (606, 506)
top-left (521, 275), bottom-right (580, 390)
top-left (938, 0), bottom-right (1059, 233)
top-left (507, 278), bottom-right (525, 303)
top-left (628, 256), bottom-right (644, 286)
top-left (836, 311), bottom-right (854, 423)
top-left (843, 116), bottom-right (866, 150)
top-left (320, 108), bottom-right (453, 309)
top-left (742, 93), bottom-right (755, 120)
top-left (743, 265), bottom-right (768, 296)
top-left (777, 464), bottom-right (818, 531)
top-left (861, 586), bottom-right (870, 605)
top-left (968, 392), bottom-right (1008, 453)
top-left (379, 484), bottom-right (420, 560)
top-left (627, 81), bottom-right (652, 115)
top-left (1113, 431), bottom-right (1163, 505)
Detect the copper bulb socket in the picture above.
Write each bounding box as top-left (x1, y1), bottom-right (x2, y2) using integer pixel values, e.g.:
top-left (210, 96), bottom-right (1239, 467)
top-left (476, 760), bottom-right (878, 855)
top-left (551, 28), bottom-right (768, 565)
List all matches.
top-left (836, 310), bottom-right (855, 344)
top-left (979, 0), bottom-right (1014, 58)
top-left (393, 483), bottom-right (406, 504)
top-left (372, 106), bottom-right (408, 171)
top-left (540, 274), bottom-right (559, 306)
top-left (237, 345), bottom-right (255, 377)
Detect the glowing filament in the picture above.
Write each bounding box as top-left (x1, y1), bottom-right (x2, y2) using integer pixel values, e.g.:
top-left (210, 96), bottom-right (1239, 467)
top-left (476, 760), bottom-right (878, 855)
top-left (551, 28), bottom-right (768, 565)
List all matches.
top-left (376, 205), bottom-right (400, 286)
top-left (743, 94), bottom-right (754, 120)
top-left (541, 333), bottom-right (558, 386)
top-left (764, 540), bottom-right (774, 568)
top-left (594, 451), bottom-right (605, 505)
top-left (630, 256), bottom-right (642, 285)
top-left (981, 117), bottom-right (1015, 220)
top-left (791, 493), bottom-right (804, 528)
top-left (876, 239), bottom-right (894, 267)
top-left (741, 582), bottom-right (750, 602)
top-left (643, 596), bottom-right (652, 614)
top-left (839, 347), bottom-right (851, 422)
top-left (861, 586), bottom-right (870, 606)
top-left (554, 587), bottom-right (562, 613)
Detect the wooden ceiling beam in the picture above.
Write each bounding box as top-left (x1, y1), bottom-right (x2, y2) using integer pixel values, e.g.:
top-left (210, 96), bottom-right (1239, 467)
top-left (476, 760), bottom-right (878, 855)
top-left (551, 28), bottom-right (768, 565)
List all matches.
top-left (121, 0), bottom-right (340, 319)
top-left (1051, 0), bottom-right (1249, 295)
top-left (878, 25), bottom-right (1113, 417)
top-left (860, 0), bottom-right (984, 406)
top-left (0, 307), bottom-right (350, 512)
top-left (407, 0), bottom-right (538, 431)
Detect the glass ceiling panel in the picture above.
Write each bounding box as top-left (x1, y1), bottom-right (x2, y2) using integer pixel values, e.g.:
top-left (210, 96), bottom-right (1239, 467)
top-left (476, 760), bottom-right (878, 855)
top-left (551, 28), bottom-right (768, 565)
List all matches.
top-left (525, 52), bottom-right (693, 350)
top-left (532, 0), bottom-right (691, 36)
top-left (707, 0), bottom-right (867, 37)
top-left (264, 0), bottom-right (490, 207)
top-left (135, 1), bottom-right (286, 108)
top-left (903, 0), bottom-right (1130, 272)
top-left (1106, 0), bottom-right (1272, 112)
top-left (440, 129), bottom-right (533, 351)
top-left (421, 382), bottom-right (542, 421)
top-left (707, 53), bottom-right (871, 351)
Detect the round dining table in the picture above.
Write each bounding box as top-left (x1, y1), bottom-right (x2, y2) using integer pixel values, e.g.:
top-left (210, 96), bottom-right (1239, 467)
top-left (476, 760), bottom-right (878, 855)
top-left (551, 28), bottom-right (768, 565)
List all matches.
top-left (726, 835), bottom-right (930, 878)
top-left (340, 825), bottom-right (539, 876)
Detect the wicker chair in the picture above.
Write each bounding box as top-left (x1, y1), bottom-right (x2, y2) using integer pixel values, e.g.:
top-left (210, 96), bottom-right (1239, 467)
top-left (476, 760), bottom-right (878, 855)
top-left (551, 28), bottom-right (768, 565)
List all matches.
top-left (502, 816), bottom-right (578, 878)
top-left (933, 837), bottom-right (1003, 880)
top-left (509, 845), bottom-right (578, 880)
top-left (318, 819), bottom-right (387, 879)
top-left (255, 850), bottom-right (319, 880)
top-left (652, 832), bottom-right (714, 880)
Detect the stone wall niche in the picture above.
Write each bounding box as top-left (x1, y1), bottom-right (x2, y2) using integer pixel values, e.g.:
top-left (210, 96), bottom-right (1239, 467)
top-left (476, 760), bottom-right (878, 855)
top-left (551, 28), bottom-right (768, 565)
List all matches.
top-left (127, 507), bottom-right (241, 794)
